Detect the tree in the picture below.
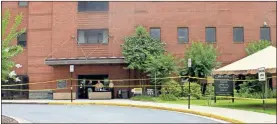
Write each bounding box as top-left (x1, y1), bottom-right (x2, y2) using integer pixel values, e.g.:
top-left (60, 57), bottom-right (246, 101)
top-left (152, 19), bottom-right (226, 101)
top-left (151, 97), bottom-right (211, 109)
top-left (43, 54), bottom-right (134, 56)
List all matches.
top-left (2, 10), bottom-right (25, 81)
top-left (122, 26), bottom-right (166, 94)
top-left (245, 40), bottom-right (271, 55)
top-left (121, 26), bottom-right (165, 71)
top-left (182, 41), bottom-right (220, 95)
top-left (144, 53), bottom-right (179, 85)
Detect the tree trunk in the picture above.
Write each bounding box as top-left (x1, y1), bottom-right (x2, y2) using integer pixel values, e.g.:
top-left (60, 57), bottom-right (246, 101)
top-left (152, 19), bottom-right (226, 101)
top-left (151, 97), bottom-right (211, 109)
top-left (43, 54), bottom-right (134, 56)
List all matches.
top-left (134, 69), bottom-right (137, 86)
top-left (140, 71), bottom-right (144, 95)
top-left (200, 75), bottom-right (207, 96)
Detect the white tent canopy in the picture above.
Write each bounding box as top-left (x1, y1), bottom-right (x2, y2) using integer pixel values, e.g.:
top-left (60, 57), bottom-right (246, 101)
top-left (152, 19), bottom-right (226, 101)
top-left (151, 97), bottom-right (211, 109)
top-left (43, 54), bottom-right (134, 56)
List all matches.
top-left (213, 46), bottom-right (276, 75)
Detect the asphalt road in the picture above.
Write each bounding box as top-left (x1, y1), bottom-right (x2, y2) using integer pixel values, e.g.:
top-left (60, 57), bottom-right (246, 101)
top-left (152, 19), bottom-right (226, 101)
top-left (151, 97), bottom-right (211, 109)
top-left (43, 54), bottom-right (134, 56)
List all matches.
top-left (2, 104), bottom-right (223, 123)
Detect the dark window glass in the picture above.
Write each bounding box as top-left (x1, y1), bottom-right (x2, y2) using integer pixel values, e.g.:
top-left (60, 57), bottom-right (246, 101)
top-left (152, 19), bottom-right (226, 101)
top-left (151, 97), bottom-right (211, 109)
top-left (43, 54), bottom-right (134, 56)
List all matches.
top-left (17, 33), bottom-right (27, 47)
top-left (78, 1), bottom-right (86, 11)
top-left (260, 27), bottom-right (271, 41)
top-left (178, 27), bottom-right (189, 43)
top-left (78, 2), bottom-right (108, 12)
top-left (233, 27), bottom-right (244, 42)
top-left (150, 28), bottom-right (161, 41)
top-left (18, 1), bottom-right (28, 7)
top-left (77, 29), bottom-right (109, 44)
top-left (206, 27), bottom-right (216, 42)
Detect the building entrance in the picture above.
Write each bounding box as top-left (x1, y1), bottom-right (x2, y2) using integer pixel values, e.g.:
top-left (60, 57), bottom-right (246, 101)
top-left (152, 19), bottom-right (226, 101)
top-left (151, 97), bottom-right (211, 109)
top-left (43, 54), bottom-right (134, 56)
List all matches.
top-left (77, 75), bottom-right (108, 99)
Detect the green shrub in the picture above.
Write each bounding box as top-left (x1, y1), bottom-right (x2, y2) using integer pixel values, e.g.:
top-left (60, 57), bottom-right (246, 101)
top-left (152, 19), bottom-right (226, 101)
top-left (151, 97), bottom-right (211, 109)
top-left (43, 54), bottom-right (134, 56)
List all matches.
top-left (238, 76), bottom-right (276, 99)
top-left (236, 90), bottom-right (276, 99)
top-left (158, 94), bottom-right (178, 101)
top-left (268, 89), bottom-right (277, 98)
top-left (183, 82), bottom-right (201, 99)
top-left (205, 84), bottom-right (214, 96)
top-left (131, 95), bottom-right (156, 101)
top-left (265, 89), bottom-right (276, 98)
top-left (237, 92), bottom-right (263, 99)
top-left (161, 80), bottom-right (182, 97)
top-left (239, 81), bottom-right (263, 94)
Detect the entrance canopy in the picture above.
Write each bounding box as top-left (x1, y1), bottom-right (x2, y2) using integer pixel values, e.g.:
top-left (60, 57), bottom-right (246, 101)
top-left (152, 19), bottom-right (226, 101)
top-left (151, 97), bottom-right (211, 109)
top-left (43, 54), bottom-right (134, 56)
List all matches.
top-left (45, 57), bottom-right (126, 65)
top-left (213, 46), bottom-right (276, 75)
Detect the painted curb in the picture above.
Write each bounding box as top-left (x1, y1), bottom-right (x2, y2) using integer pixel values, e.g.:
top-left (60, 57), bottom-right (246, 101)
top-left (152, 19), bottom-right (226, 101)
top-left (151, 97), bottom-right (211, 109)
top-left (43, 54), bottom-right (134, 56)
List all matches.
top-left (47, 102), bottom-right (244, 123)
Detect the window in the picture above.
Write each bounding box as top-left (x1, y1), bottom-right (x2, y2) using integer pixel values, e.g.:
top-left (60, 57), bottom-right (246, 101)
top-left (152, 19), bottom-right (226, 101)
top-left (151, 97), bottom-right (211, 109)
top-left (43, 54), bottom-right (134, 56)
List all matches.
top-left (206, 27), bottom-right (216, 42)
top-left (178, 27), bottom-right (189, 43)
top-left (18, 1), bottom-right (28, 7)
top-left (233, 27), bottom-right (244, 42)
top-left (260, 27), bottom-right (271, 41)
top-left (17, 33), bottom-right (27, 47)
top-left (77, 29), bottom-right (109, 44)
top-left (78, 2), bottom-right (108, 12)
top-left (150, 28), bottom-right (161, 41)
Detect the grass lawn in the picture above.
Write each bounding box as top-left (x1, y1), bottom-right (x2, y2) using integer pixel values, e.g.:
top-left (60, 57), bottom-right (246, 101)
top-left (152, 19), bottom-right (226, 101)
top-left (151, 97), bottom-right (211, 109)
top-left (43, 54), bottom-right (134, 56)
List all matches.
top-left (131, 96), bottom-right (276, 115)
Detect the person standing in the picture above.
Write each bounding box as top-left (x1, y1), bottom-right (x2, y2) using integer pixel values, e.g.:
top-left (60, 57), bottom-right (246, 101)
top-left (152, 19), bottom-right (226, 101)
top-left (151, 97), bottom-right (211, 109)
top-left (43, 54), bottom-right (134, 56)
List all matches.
top-left (95, 80), bottom-right (100, 91)
top-left (109, 80), bottom-right (114, 99)
top-left (87, 80), bottom-right (93, 92)
top-left (99, 80), bottom-right (104, 91)
top-left (95, 80), bottom-right (104, 91)
top-left (79, 79), bottom-right (86, 99)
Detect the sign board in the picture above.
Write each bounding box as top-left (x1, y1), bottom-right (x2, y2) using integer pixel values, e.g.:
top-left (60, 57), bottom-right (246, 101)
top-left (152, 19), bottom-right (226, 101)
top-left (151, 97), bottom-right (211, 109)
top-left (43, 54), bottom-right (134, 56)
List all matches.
top-left (133, 88), bottom-right (142, 95)
top-left (214, 75), bottom-right (234, 96)
top-left (188, 58), bottom-right (192, 67)
top-left (258, 67), bottom-right (266, 81)
top-left (207, 76), bottom-right (214, 84)
top-left (70, 65), bottom-right (74, 72)
top-left (147, 89), bottom-right (154, 96)
top-left (57, 80), bottom-right (67, 89)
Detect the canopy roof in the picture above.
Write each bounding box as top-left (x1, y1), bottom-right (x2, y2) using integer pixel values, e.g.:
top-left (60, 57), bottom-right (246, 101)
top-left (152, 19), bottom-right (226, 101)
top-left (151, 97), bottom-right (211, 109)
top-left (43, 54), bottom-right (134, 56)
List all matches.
top-left (45, 57), bottom-right (126, 65)
top-left (213, 46), bottom-right (276, 75)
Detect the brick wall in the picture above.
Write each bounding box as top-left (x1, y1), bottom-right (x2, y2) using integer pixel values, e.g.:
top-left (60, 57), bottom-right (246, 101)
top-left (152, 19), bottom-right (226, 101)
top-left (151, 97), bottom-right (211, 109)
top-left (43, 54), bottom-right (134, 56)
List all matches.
top-left (27, 2), bottom-right (55, 86)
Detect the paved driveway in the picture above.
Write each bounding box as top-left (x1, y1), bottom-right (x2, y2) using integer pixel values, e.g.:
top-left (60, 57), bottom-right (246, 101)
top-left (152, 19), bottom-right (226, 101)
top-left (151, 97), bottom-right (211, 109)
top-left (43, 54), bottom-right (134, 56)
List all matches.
top-left (2, 104), bottom-right (222, 123)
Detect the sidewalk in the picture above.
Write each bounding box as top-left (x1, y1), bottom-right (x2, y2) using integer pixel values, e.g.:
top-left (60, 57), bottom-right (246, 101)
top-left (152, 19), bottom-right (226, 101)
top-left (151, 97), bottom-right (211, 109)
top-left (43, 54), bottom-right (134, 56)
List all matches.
top-left (2, 99), bottom-right (276, 123)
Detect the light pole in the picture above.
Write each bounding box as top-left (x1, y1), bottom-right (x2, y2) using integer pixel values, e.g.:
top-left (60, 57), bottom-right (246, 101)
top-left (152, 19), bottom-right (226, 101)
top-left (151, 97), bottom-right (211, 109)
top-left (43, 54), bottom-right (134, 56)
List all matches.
top-left (70, 72), bottom-right (73, 102)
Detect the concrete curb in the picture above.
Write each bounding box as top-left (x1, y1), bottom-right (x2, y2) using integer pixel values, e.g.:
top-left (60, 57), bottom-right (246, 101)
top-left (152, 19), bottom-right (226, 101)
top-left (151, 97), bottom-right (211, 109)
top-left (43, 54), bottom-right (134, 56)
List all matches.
top-left (3, 101), bottom-right (244, 123)
top-left (5, 115), bottom-right (32, 123)
top-left (2, 102), bottom-right (48, 105)
top-left (48, 102), bottom-right (243, 123)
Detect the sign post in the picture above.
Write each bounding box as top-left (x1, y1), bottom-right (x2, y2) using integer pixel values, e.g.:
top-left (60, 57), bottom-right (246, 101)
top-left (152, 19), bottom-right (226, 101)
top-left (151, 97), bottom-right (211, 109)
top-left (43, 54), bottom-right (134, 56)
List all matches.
top-left (70, 65), bottom-right (74, 102)
top-left (258, 67), bottom-right (266, 82)
top-left (155, 72), bottom-right (157, 97)
top-left (258, 67), bottom-right (266, 111)
top-left (188, 58), bottom-right (191, 109)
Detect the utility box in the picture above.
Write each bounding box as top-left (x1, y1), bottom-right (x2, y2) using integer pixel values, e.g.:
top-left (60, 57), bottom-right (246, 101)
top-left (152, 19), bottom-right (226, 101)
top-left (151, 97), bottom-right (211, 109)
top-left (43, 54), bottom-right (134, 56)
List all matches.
top-left (121, 90), bottom-right (129, 99)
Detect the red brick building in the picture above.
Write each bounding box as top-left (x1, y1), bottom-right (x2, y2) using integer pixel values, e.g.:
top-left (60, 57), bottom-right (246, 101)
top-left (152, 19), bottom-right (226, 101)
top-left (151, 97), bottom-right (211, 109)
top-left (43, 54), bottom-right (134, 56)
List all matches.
top-left (2, 1), bottom-right (276, 99)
